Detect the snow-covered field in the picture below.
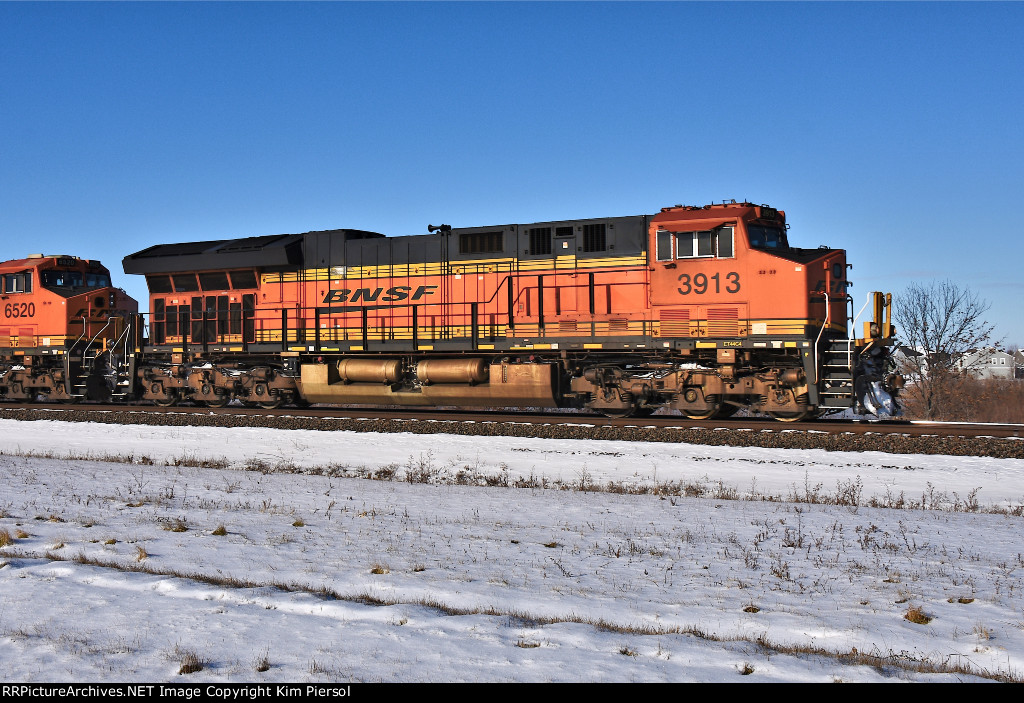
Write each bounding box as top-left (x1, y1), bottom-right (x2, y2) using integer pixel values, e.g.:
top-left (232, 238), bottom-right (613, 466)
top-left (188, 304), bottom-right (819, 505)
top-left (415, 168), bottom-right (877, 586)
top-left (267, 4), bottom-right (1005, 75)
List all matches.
top-left (1, 418), bottom-right (1022, 682)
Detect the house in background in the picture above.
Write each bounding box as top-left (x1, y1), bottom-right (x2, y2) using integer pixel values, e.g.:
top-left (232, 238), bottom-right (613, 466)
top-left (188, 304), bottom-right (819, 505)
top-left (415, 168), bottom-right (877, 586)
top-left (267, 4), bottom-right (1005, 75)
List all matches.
top-left (893, 346), bottom-right (928, 381)
top-left (895, 346), bottom-right (1020, 381)
top-left (956, 349), bottom-right (1017, 380)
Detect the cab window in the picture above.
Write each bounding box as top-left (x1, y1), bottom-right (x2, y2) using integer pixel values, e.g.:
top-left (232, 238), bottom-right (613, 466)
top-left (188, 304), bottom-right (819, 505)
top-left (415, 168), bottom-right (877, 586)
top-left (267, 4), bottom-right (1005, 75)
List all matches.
top-left (85, 272), bottom-right (111, 288)
top-left (198, 272), bottom-right (230, 291)
top-left (3, 271), bottom-right (32, 293)
top-left (41, 270), bottom-right (110, 290)
top-left (747, 225), bottom-right (787, 249)
top-left (663, 226), bottom-right (734, 259)
top-left (41, 270), bottom-right (84, 288)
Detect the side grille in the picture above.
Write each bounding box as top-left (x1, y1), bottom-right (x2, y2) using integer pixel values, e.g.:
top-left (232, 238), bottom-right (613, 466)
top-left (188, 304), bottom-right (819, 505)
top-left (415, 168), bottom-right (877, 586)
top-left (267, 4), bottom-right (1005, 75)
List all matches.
top-left (706, 307), bottom-right (739, 337)
top-left (659, 309), bottom-right (690, 337)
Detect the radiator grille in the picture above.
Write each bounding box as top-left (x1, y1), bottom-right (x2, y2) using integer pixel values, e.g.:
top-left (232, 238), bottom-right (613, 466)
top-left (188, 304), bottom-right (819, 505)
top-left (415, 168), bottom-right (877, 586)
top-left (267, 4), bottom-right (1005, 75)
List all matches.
top-left (658, 309), bottom-right (690, 337)
top-left (706, 307), bottom-right (739, 337)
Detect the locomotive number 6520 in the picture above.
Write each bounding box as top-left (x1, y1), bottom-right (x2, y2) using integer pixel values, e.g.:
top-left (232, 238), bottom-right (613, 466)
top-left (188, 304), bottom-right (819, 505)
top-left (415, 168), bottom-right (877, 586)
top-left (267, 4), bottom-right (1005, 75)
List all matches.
top-left (3, 302), bottom-right (36, 318)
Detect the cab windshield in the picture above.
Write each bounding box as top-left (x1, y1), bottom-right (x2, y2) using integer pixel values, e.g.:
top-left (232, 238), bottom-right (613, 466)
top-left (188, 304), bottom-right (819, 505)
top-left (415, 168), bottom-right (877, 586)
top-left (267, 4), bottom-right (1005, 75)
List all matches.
top-left (41, 270), bottom-right (111, 289)
top-left (747, 225), bottom-right (788, 249)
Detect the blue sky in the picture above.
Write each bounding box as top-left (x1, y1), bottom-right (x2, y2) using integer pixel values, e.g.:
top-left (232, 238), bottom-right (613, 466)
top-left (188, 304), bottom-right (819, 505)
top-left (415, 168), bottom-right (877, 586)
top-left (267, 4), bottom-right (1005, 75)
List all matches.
top-left (2, 2), bottom-right (1022, 344)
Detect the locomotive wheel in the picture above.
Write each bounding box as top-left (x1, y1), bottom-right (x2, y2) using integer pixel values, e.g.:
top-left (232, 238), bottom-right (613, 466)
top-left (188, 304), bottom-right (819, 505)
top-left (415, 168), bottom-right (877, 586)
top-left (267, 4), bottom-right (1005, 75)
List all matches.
top-left (682, 407), bottom-right (719, 420)
top-left (204, 395), bottom-right (229, 408)
top-left (153, 392), bottom-right (178, 407)
top-left (258, 397), bottom-right (284, 410)
top-left (713, 404), bottom-right (740, 419)
top-left (600, 407), bottom-right (636, 419)
top-left (768, 409), bottom-right (811, 422)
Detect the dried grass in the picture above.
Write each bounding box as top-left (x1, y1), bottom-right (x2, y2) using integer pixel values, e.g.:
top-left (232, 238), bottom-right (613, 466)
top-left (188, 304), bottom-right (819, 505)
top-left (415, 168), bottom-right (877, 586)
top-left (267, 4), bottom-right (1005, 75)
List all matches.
top-left (904, 605), bottom-right (933, 625)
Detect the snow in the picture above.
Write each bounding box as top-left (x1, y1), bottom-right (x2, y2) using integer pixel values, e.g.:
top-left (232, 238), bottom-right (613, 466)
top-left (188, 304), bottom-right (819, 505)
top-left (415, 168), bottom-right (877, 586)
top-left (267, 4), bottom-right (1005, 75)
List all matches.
top-left (1, 418), bottom-right (1022, 682)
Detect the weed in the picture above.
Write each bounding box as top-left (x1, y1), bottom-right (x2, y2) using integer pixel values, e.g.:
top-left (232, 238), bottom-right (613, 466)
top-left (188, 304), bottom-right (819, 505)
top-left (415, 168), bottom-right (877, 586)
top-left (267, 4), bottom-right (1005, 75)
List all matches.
top-left (516, 639), bottom-right (541, 649)
top-left (15, 529), bottom-right (29, 539)
top-left (243, 458), bottom-right (271, 473)
top-left (104, 538), bottom-right (117, 545)
top-left (212, 525), bottom-right (227, 536)
top-left (835, 476), bottom-right (864, 508)
top-left (405, 450), bottom-right (437, 484)
top-left (743, 548), bottom-right (759, 570)
top-left (161, 517), bottom-right (188, 533)
top-left (308, 658), bottom-right (332, 675)
top-left (372, 464), bottom-right (398, 481)
top-left (0, 529), bottom-right (11, 547)
top-left (743, 604), bottom-right (760, 613)
top-left (619, 646), bottom-right (638, 657)
top-left (370, 563), bottom-right (390, 575)
top-left (135, 545), bottom-right (149, 561)
top-left (176, 648), bottom-right (206, 675)
top-left (292, 519), bottom-right (305, 527)
top-left (769, 553), bottom-right (791, 581)
top-left (739, 662), bottom-right (755, 675)
top-left (543, 541), bottom-right (559, 549)
top-left (254, 648), bottom-right (271, 673)
top-left (904, 605), bottom-right (933, 625)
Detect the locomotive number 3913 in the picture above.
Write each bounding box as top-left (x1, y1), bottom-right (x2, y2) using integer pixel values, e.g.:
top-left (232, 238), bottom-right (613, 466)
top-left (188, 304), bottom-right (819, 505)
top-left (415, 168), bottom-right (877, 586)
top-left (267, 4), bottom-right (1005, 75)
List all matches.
top-left (677, 272), bottom-right (740, 296)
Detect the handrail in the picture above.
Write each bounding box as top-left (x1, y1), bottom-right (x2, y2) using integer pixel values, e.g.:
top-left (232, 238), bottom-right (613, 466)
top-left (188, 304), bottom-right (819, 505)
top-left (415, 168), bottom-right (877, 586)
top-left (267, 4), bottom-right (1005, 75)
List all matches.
top-left (80, 315), bottom-right (121, 360)
top-left (850, 292), bottom-right (873, 336)
top-left (108, 316), bottom-right (133, 357)
top-left (813, 290), bottom-right (831, 385)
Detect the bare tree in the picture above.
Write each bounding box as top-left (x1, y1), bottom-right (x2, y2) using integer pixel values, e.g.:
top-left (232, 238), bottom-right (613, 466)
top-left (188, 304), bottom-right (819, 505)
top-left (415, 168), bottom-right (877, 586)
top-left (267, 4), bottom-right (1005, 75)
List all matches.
top-left (893, 280), bottom-right (998, 419)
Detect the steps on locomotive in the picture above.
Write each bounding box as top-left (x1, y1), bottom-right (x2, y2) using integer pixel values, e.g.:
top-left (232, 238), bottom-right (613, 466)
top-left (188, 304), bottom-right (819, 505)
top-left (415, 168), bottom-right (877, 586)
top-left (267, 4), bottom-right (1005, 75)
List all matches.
top-left (70, 349), bottom-right (98, 399)
top-left (71, 349), bottom-right (135, 400)
top-left (817, 339), bottom-right (855, 409)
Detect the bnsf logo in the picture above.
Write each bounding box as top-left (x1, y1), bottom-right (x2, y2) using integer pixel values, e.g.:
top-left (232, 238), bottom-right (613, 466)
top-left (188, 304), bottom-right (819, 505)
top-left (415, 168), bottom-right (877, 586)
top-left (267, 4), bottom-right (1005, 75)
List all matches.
top-left (321, 285), bottom-right (437, 304)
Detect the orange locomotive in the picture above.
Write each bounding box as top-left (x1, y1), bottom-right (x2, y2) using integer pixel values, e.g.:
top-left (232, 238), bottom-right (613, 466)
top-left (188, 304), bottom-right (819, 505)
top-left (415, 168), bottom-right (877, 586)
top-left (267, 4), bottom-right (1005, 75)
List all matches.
top-left (120, 200), bottom-right (901, 419)
top-left (0, 254), bottom-right (139, 401)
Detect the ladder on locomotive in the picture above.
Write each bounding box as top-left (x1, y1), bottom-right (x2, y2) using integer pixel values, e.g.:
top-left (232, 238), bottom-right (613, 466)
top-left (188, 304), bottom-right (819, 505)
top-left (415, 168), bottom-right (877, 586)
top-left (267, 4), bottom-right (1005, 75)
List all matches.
top-left (816, 295), bottom-right (857, 410)
top-left (817, 338), bottom-right (856, 409)
top-left (69, 316), bottom-right (137, 401)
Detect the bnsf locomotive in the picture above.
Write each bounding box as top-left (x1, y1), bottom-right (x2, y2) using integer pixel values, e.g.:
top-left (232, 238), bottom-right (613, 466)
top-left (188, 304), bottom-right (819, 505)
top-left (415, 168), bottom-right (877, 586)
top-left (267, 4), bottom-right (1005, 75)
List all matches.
top-left (0, 255), bottom-right (138, 402)
top-left (0, 201), bottom-right (901, 420)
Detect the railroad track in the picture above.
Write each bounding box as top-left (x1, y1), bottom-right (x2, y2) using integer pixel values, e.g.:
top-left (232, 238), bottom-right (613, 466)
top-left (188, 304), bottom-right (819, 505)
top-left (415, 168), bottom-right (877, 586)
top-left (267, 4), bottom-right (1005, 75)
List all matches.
top-left (1, 402), bottom-right (1021, 440)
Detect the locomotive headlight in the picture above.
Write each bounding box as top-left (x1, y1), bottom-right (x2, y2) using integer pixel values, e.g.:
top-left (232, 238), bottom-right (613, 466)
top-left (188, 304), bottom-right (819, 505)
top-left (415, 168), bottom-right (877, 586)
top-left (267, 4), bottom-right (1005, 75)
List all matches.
top-left (869, 322), bottom-right (880, 336)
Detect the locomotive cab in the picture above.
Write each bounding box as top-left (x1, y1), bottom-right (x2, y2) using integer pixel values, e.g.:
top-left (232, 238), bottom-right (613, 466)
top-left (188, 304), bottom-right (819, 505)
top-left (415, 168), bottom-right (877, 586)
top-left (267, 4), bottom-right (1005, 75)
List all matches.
top-left (645, 202), bottom-right (898, 419)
